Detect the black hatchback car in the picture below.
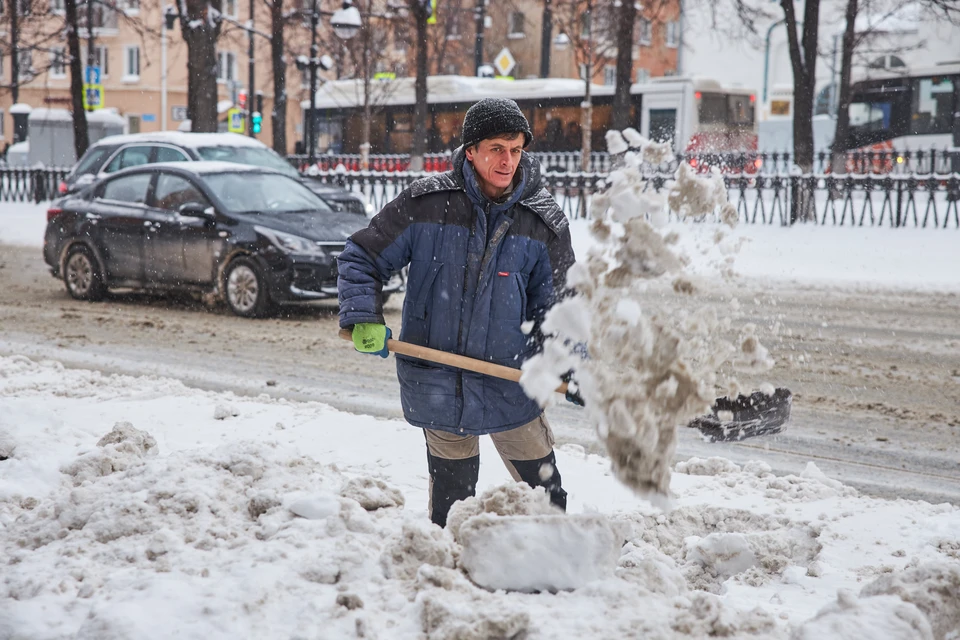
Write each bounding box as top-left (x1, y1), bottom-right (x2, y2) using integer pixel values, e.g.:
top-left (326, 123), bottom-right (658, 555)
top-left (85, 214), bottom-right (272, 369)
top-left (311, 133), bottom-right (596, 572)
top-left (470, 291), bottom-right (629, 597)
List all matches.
top-left (44, 162), bottom-right (400, 317)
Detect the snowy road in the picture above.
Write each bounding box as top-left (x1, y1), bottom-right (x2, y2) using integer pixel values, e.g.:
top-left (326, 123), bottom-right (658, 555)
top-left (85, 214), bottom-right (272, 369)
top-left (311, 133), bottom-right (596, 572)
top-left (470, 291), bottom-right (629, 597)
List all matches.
top-left (1, 243), bottom-right (958, 504)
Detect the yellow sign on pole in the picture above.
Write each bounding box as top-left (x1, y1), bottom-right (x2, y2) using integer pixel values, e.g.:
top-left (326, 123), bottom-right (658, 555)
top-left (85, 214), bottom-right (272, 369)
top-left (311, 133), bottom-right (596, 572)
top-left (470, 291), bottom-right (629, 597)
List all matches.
top-left (427, 0), bottom-right (437, 24)
top-left (227, 107), bottom-right (245, 134)
top-left (82, 84), bottom-right (105, 110)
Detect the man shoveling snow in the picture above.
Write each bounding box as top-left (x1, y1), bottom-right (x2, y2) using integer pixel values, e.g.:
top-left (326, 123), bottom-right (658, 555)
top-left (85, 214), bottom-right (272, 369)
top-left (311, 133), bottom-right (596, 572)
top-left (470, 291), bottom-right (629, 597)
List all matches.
top-left (337, 98), bottom-right (576, 527)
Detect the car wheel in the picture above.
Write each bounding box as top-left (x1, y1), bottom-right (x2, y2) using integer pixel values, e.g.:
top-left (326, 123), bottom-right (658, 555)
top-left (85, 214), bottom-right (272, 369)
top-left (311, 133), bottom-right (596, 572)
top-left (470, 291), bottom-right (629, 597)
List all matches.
top-left (63, 244), bottom-right (106, 301)
top-left (224, 256), bottom-right (274, 318)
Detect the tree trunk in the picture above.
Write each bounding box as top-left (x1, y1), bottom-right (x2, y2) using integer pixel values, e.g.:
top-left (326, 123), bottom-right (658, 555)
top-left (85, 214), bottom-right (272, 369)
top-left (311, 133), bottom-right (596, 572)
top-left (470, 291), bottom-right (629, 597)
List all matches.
top-left (410, 0), bottom-right (429, 171)
top-left (830, 0), bottom-right (858, 176)
top-left (65, 0), bottom-right (89, 158)
top-left (780, 0), bottom-right (820, 174)
top-left (270, 0), bottom-right (287, 154)
top-left (611, 0), bottom-right (637, 130)
top-left (10, 0), bottom-right (19, 104)
top-left (360, 0), bottom-right (372, 169)
top-left (182, 0), bottom-right (222, 133)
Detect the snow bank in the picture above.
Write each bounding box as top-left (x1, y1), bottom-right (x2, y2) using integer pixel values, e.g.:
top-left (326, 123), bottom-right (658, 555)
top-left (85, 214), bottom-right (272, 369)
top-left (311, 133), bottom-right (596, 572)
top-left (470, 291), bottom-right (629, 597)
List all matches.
top-left (1, 355), bottom-right (959, 638)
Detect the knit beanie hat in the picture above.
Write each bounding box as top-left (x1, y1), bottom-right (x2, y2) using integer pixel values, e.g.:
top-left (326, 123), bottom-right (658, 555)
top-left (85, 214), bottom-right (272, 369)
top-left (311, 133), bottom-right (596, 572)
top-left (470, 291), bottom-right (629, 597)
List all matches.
top-left (461, 98), bottom-right (532, 149)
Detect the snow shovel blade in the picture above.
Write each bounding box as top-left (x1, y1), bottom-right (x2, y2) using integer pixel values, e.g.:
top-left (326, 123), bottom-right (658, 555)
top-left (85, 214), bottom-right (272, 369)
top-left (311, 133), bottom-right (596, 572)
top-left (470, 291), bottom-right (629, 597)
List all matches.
top-left (688, 388), bottom-right (793, 442)
top-left (338, 328), bottom-right (790, 441)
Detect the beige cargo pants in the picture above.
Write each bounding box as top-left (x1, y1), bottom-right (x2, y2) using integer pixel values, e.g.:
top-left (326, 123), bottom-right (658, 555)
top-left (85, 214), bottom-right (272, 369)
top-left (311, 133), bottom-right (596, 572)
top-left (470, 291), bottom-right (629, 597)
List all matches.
top-left (423, 414), bottom-right (566, 527)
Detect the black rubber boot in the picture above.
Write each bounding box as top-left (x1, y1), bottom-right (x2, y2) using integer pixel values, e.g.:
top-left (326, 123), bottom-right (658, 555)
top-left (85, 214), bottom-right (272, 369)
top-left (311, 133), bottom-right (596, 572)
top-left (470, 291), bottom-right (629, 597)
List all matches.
top-left (510, 451), bottom-right (567, 511)
top-left (427, 453), bottom-right (480, 528)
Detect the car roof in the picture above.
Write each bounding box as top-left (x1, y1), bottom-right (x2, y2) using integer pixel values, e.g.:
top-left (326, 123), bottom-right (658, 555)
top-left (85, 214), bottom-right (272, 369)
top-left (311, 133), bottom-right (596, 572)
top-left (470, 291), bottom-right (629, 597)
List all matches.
top-left (90, 131), bottom-right (271, 151)
top-left (112, 161), bottom-right (287, 177)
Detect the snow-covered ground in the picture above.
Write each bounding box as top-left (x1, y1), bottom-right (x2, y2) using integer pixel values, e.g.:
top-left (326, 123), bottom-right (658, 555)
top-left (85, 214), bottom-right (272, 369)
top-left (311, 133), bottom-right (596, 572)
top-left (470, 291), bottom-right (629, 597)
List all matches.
top-left (2, 179), bottom-right (959, 638)
top-left (1, 355), bottom-right (958, 638)
top-left (9, 200), bottom-right (958, 292)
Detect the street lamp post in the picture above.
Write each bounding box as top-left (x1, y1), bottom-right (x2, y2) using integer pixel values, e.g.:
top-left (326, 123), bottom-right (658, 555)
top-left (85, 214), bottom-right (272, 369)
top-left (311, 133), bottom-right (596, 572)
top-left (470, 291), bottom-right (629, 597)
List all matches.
top-left (299, 0), bottom-right (360, 165)
top-left (248, 0), bottom-right (256, 136)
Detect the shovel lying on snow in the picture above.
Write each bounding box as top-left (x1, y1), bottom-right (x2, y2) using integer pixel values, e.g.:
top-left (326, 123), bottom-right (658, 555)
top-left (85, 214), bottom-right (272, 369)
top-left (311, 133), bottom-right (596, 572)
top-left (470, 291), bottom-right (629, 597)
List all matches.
top-left (338, 329), bottom-right (791, 442)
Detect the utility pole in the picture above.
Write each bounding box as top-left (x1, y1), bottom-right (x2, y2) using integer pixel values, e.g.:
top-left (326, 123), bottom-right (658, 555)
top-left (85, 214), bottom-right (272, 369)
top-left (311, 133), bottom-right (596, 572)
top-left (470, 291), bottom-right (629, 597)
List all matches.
top-left (247, 0), bottom-right (255, 136)
top-left (86, 0), bottom-right (96, 112)
top-left (473, 0), bottom-right (484, 75)
top-left (540, 0), bottom-right (552, 78)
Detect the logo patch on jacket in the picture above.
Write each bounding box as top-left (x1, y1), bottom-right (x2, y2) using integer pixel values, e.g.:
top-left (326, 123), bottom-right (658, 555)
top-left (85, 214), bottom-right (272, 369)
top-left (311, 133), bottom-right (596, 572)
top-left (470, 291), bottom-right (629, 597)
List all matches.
top-left (497, 271), bottom-right (510, 277)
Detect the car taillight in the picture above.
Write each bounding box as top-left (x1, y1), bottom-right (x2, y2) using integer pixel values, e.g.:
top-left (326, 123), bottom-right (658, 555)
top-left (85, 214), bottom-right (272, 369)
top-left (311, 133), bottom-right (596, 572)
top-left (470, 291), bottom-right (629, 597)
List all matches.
top-left (46, 207), bottom-right (64, 222)
top-left (58, 181), bottom-right (68, 195)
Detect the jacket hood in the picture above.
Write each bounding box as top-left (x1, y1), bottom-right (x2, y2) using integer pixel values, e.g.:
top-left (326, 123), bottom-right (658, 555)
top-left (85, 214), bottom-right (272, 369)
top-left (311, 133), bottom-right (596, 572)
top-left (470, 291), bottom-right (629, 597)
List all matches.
top-left (408, 146), bottom-right (568, 236)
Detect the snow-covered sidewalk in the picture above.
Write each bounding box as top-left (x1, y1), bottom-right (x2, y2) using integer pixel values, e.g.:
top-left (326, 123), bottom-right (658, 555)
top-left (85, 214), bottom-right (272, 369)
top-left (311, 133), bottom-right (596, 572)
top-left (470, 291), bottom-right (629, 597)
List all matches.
top-left (1, 355), bottom-right (957, 639)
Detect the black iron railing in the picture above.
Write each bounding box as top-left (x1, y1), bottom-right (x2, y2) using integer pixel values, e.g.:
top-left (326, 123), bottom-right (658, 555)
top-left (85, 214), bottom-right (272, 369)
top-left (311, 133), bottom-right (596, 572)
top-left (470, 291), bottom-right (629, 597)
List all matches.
top-left (0, 167), bottom-right (71, 203)
top-left (288, 148), bottom-right (960, 176)
top-left (306, 169), bottom-right (960, 228)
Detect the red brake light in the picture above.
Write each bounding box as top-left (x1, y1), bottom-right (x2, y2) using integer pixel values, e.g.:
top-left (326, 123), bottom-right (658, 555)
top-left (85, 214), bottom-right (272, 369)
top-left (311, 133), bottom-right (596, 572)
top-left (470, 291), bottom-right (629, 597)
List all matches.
top-left (58, 181), bottom-right (68, 194)
top-left (749, 94), bottom-right (756, 103)
top-left (754, 158), bottom-right (763, 169)
top-left (46, 207), bottom-right (64, 222)
top-left (695, 91), bottom-right (702, 100)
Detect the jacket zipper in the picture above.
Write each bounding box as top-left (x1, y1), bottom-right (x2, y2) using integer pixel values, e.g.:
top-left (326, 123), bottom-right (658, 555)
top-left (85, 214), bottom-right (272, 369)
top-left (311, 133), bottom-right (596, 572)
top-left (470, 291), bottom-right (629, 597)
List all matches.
top-left (454, 200), bottom-right (482, 402)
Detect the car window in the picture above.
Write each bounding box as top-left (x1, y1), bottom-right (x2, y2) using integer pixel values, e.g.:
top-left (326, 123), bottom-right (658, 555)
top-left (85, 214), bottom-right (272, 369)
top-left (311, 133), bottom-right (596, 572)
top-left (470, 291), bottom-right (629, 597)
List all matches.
top-left (99, 173), bottom-right (152, 204)
top-left (195, 146), bottom-right (300, 178)
top-left (73, 146), bottom-right (115, 176)
top-left (204, 172), bottom-right (331, 214)
top-left (155, 146), bottom-right (190, 163)
top-left (154, 174), bottom-right (209, 212)
top-left (104, 146), bottom-right (154, 173)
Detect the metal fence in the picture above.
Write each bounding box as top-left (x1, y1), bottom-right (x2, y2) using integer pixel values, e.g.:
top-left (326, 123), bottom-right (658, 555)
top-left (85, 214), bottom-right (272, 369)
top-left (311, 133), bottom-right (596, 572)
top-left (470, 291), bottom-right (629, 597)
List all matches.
top-left (307, 169), bottom-right (960, 229)
top-left (289, 148), bottom-right (960, 176)
top-left (0, 167), bottom-right (70, 203)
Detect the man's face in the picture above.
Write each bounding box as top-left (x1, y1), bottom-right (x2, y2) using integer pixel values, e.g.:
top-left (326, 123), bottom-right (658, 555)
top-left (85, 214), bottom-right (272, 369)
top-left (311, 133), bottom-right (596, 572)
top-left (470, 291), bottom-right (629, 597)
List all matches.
top-left (465, 135), bottom-right (524, 198)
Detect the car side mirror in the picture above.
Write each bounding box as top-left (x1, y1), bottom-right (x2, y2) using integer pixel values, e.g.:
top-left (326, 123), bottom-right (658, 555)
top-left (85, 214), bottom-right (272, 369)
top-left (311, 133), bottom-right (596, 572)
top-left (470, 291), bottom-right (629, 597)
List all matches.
top-left (178, 203), bottom-right (215, 220)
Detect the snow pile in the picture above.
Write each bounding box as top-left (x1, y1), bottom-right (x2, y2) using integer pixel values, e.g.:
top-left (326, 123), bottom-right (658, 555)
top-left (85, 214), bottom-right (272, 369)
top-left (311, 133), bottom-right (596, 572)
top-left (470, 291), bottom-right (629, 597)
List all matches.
top-left (2, 355), bottom-right (959, 638)
top-left (522, 129), bottom-right (772, 500)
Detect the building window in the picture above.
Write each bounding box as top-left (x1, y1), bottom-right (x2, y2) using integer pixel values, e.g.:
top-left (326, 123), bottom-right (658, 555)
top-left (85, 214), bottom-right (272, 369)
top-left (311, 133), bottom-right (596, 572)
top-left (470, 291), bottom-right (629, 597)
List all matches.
top-left (580, 12), bottom-right (590, 39)
top-left (636, 67), bottom-right (650, 83)
top-left (49, 0), bottom-right (64, 12)
top-left (300, 66), bottom-right (310, 89)
top-left (665, 20), bottom-right (679, 48)
top-left (124, 45), bottom-right (140, 80)
top-left (225, 0), bottom-right (237, 18)
top-left (125, 0), bottom-right (139, 12)
top-left (446, 10), bottom-right (461, 40)
top-left (17, 50), bottom-right (32, 81)
top-left (579, 63), bottom-right (587, 80)
top-left (18, 0), bottom-right (32, 15)
top-left (50, 47), bottom-right (66, 78)
top-left (603, 65), bottom-right (616, 86)
top-left (637, 18), bottom-right (651, 45)
top-left (216, 51), bottom-right (236, 82)
top-left (508, 11), bottom-right (524, 38)
top-left (95, 45), bottom-right (109, 76)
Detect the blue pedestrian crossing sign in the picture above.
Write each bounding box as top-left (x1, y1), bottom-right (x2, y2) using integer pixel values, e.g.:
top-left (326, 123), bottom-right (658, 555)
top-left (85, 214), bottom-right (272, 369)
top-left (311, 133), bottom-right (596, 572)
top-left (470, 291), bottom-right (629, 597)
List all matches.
top-left (227, 107), bottom-right (245, 134)
top-left (82, 84), bottom-right (105, 110)
top-left (84, 66), bottom-right (101, 85)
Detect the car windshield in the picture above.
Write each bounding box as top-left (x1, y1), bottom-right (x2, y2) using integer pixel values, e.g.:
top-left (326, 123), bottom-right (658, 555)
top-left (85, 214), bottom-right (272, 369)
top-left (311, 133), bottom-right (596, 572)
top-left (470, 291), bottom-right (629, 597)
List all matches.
top-left (195, 145), bottom-right (299, 178)
top-left (73, 146), bottom-right (115, 176)
top-left (204, 172), bottom-right (332, 214)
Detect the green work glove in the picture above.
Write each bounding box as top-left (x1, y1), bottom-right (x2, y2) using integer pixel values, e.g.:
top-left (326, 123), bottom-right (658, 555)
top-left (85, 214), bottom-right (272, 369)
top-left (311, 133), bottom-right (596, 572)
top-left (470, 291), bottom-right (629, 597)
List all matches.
top-left (352, 323), bottom-right (392, 358)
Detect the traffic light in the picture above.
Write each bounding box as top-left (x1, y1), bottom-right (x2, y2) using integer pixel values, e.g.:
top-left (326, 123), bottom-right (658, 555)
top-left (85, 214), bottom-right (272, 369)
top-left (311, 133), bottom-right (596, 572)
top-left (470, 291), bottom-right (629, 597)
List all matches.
top-left (251, 112), bottom-right (262, 134)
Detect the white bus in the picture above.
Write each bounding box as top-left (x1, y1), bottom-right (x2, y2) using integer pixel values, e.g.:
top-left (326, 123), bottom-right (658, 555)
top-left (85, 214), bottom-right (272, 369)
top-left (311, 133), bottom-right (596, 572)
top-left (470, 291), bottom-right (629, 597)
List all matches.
top-left (301, 75), bottom-right (757, 158)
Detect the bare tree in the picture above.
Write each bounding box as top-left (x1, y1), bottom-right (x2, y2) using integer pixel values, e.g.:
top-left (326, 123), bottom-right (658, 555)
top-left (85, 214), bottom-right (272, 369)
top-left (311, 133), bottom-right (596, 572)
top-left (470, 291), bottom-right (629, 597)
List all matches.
top-left (611, 0), bottom-right (672, 130)
top-left (553, 0), bottom-right (617, 169)
top-left (267, 0), bottom-right (289, 154)
top-left (64, 0), bottom-right (90, 157)
top-left (178, 0), bottom-right (224, 132)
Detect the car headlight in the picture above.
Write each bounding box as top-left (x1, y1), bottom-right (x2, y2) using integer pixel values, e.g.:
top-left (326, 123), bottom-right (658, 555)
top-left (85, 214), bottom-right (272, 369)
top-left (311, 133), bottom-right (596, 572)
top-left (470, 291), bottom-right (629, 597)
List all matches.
top-left (256, 226), bottom-right (325, 256)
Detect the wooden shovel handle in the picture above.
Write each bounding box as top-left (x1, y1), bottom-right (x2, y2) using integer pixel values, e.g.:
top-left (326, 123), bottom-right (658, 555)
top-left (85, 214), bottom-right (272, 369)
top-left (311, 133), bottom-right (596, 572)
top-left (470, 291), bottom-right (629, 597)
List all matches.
top-left (338, 327), bottom-right (569, 395)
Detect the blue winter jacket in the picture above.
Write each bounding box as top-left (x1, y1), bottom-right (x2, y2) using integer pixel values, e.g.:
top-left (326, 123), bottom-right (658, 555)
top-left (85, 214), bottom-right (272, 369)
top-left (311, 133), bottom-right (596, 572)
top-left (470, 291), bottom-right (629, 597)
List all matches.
top-left (337, 147), bottom-right (576, 436)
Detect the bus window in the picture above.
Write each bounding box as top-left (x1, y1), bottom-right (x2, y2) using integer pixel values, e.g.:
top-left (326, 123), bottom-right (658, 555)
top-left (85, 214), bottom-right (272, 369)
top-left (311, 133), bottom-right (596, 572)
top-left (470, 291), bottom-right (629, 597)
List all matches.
top-left (910, 77), bottom-right (954, 135)
top-left (698, 94), bottom-right (726, 124)
top-left (649, 109), bottom-right (676, 144)
top-left (847, 97), bottom-right (899, 148)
